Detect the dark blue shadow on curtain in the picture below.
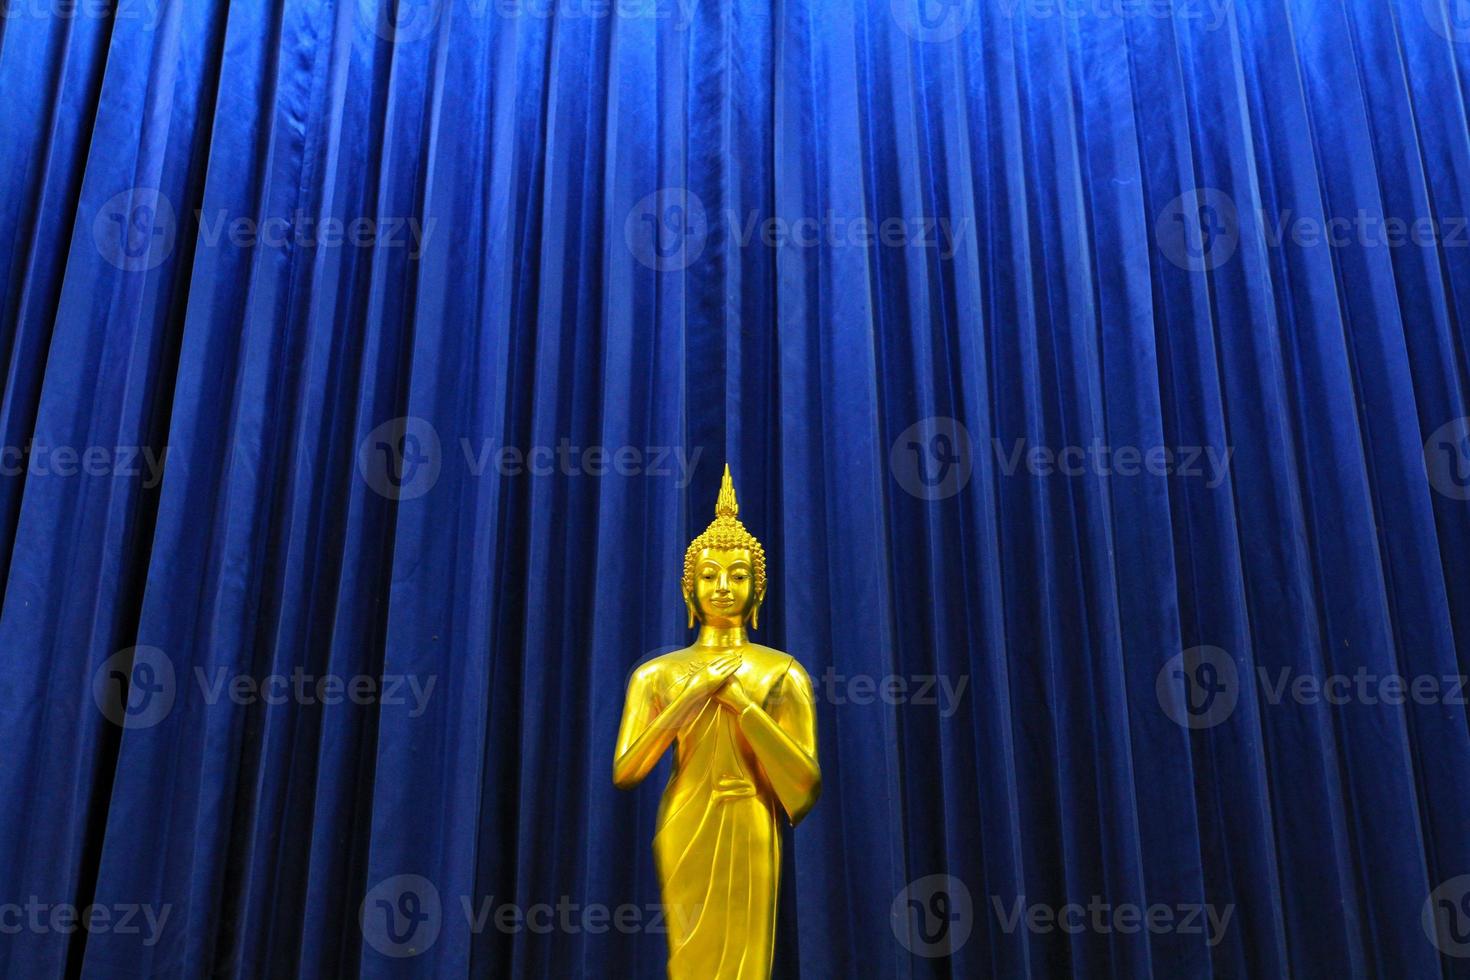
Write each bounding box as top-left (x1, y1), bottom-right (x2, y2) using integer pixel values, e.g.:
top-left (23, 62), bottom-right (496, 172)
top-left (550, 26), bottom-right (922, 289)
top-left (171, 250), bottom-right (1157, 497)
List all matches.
top-left (2, 0), bottom-right (1470, 976)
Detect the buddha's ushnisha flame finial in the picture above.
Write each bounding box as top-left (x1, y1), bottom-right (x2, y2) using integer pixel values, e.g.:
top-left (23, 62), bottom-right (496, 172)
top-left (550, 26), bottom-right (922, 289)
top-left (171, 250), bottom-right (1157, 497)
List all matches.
top-left (715, 463), bottom-right (739, 519)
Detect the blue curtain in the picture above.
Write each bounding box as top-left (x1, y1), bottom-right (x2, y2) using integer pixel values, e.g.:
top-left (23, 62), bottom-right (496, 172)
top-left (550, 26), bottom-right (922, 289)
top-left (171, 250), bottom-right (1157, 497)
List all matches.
top-left (3, 0), bottom-right (1470, 976)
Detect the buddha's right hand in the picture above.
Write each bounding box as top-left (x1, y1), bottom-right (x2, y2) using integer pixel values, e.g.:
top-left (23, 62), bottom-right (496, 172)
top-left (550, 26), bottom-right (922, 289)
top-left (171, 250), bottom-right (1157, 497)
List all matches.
top-left (686, 652), bottom-right (742, 701)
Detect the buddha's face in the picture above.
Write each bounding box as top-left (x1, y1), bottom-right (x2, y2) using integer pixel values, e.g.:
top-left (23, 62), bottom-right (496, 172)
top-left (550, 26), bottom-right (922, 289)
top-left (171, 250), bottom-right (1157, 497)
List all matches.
top-left (687, 546), bottom-right (761, 628)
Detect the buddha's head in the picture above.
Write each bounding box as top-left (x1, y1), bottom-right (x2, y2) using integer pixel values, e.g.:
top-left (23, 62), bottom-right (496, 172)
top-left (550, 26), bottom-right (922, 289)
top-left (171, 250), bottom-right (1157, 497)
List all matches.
top-left (682, 465), bottom-right (766, 630)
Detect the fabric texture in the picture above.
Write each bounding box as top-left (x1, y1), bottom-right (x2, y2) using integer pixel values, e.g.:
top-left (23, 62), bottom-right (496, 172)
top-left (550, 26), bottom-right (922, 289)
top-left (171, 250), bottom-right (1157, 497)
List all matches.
top-left (2, 0), bottom-right (1470, 976)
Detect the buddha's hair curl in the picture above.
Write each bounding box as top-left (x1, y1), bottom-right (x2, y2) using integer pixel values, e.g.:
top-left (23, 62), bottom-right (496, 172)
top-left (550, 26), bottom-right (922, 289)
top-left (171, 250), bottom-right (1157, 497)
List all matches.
top-left (682, 517), bottom-right (767, 596)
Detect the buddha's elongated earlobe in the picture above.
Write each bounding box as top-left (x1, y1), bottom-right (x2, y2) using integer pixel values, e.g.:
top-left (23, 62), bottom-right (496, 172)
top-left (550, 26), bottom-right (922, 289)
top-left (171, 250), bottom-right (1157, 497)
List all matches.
top-left (683, 589), bottom-right (697, 629)
top-left (751, 593), bottom-right (764, 630)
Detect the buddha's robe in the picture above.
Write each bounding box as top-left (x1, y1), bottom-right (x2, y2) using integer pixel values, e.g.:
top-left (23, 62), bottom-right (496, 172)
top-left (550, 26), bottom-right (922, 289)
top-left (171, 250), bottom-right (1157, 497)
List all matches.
top-left (621, 647), bottom-right (818, 980)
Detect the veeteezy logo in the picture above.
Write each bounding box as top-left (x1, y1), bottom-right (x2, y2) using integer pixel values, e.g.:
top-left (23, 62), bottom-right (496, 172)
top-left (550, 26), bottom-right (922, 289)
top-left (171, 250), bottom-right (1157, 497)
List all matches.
top-left (0, 900), bottom-right (171, 947)
top-left (195, 210), bottom-right (436, 258)
top-left (360, 874), bottom-right (708, 959)
top-left (357, 416), bottom-right (706, 500)
top-left (992, 438), bottom-right (1233, 487)
top-left (359, 0), bottom-right (701, 43)
top-left (93, 646), bottom-right (437, 729)
top-left (1157, 645), bottom-right (1470, 730)
top-left (625, 189), bottom-right (973, 272)
top-left (991, 896), bottom-right (1234, 946)
top-left (995, 0), bottom-right (1231, 29)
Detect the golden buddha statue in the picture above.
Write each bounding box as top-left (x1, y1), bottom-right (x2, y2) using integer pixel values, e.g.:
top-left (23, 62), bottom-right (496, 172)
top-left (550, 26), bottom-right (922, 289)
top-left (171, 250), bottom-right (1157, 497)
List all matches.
top-left (613, 465), bottom-right (821, 979)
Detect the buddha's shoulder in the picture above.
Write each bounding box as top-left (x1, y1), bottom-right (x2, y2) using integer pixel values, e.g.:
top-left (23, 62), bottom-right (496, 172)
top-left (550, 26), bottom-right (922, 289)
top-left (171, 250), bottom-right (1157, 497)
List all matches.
top-left (739, 646), bottom-right (820, 691)
top-left (740, 643), bottom-right (798, 671)
top-left (630, 644), bottom-right (803, 676)
top-left (628, 647), bottom-right (720, 681)
top-left (628, 649), bottom-right (694, 681)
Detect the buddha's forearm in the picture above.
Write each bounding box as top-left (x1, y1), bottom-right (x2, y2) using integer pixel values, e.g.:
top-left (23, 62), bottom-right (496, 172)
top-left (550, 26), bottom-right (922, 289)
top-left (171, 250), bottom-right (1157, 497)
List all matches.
top-left (736, 705), bottom-right (822, 824)
top-left (612, 724), bottom-right (675, 789)
top-left (612, 689), bottom-right (706, 789)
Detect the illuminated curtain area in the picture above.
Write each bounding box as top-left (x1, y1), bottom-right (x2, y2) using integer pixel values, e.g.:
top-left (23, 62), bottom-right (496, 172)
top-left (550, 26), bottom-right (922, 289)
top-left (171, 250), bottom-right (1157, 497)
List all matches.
top-left (2, 0), bottom-right (1470, 976)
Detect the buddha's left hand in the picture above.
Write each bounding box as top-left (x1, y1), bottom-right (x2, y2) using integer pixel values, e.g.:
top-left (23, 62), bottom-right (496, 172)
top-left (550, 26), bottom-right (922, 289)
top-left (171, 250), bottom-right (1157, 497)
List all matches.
top-left (714, 675), bottom-right (756, 712)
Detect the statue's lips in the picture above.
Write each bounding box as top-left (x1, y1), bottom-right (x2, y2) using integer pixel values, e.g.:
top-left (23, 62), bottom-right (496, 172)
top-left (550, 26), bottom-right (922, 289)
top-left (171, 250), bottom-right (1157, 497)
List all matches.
top-left (710, 596), bottom-right (735, 607)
